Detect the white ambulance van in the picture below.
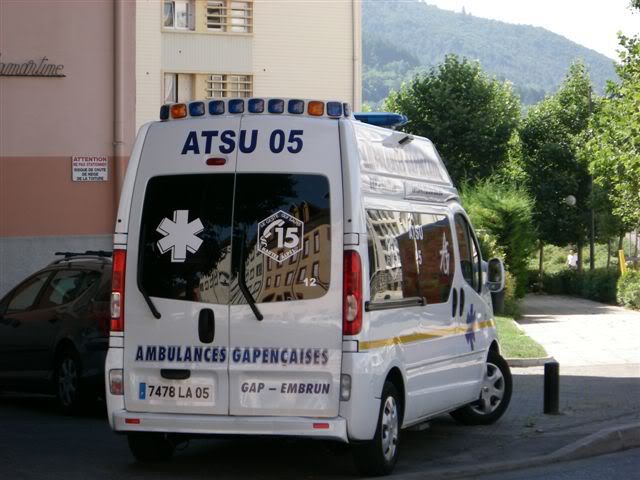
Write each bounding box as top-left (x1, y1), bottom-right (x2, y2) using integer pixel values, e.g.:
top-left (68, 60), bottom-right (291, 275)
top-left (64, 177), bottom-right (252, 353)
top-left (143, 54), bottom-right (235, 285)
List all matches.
top-left (106, 98), bottom-right (511, 476)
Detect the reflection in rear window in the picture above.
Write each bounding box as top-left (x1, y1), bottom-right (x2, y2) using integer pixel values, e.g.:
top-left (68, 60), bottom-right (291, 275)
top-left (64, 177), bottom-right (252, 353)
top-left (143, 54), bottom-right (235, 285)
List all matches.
top-left (139, 174), bottom-right (330, 304)
top-left (231, 174), bottom-right (331, 304)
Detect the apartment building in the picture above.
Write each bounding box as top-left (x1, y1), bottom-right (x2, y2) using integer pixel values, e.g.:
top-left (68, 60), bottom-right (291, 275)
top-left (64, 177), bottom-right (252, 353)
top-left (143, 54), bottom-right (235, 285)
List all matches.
top-left (0, 0), bottom-right (362, 296)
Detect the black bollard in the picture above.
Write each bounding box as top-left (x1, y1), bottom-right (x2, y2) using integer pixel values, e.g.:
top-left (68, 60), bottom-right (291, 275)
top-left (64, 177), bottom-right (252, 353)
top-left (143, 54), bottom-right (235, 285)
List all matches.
top-left (544, 361), bottom-right (560, 414)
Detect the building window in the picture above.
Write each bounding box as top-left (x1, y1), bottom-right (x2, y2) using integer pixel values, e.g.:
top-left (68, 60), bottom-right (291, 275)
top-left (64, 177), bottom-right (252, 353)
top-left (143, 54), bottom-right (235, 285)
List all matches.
top-left (285, 271), bottom-right (293, 286)
top-left (206, 74), bottom-right (252, 98)
top-left (164, 0), bottom-right (195, 30)
top-left (275, 275), bottom-right (281, 287)
top-left (314, 231), bottom-right (320, 253)
top-left (207, 1), bottom-right (253, 33)
top-left (164, 73), bottom-right (193, 103)
top-left (312, 262), bottom-right (319, 279)
top-left (297, 267), bottom-right (307, 284)
top-left (303, 239), bottom-right (309, 257)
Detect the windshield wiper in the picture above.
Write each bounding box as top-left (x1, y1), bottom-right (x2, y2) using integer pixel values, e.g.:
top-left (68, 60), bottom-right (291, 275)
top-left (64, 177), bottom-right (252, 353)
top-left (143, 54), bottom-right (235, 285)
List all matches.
top-left (141, 286), bottom-right (162, 319)
top-left (238, 233), bottom-right (263, 321)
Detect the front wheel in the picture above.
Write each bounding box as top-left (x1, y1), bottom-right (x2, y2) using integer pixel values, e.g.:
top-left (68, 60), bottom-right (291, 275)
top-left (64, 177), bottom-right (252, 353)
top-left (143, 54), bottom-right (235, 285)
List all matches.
top-left (450, 349), bottom-right (512, 425)
top-left (352, 381), bottom-right (401, 476)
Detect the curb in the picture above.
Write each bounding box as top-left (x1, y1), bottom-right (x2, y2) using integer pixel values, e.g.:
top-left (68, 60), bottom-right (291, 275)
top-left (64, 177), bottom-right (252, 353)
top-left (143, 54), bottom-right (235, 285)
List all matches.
top-left (397, 422), bottom-right (640, 479)
top-left (506, 356), bottom-right (554, 367)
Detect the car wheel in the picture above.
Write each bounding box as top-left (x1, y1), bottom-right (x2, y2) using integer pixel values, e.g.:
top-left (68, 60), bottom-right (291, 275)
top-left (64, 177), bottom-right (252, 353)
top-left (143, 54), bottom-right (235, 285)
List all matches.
top-left (450, 350), bottom-right (512, 425)
top-left (55, 350), bottom-right (85, 413)
top-left (127, 433), bottom-right (176, 463)
top-left (352, 381), bottom-right (401, 476)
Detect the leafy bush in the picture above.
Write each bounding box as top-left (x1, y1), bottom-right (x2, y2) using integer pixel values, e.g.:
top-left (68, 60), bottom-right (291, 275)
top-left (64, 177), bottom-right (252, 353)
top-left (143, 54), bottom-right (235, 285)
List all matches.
top-left (539, 268), bottom-right (620, 304)
top-left (617, 270), bottom-right (640, 310)
top-left (461, 179), bottom-right (537, 298)
top-left (502, 271), bottom-right (520, 317)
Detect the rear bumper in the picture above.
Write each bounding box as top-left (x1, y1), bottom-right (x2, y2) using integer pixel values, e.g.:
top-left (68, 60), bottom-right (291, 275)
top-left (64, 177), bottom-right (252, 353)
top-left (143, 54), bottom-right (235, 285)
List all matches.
top-left (112, 410), bottom-right (348, 442)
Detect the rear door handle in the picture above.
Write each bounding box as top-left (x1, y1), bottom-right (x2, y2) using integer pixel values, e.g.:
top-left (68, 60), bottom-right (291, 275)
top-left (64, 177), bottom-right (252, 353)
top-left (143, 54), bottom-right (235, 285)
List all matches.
top-left (459, 288), bottom-right (465, 317)
top-left (451, 289), bottom-right (458, 318)
top-left (198, 308), bottom-right (215, 344)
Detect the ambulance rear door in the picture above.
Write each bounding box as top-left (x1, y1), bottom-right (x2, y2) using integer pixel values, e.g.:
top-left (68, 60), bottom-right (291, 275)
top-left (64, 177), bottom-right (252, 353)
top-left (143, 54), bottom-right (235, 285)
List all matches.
top-left (228, 114), bottom-right (344, 417)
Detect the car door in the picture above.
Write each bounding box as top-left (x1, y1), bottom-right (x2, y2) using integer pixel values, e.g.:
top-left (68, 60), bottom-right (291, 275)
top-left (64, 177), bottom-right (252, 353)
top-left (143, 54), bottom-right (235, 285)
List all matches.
top-left (123, 116), bottom-right (240, 415)
top-left (452, 211), bottom-right (490, 389)
top-left (228, 114), bottom-right (344, 417)
top-left (0, 272), bottom-right (53, 379)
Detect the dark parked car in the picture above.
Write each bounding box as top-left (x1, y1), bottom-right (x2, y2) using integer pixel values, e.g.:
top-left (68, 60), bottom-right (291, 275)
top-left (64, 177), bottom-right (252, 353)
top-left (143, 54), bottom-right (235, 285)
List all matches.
top-left (0, 251), bottom-right (112, 412)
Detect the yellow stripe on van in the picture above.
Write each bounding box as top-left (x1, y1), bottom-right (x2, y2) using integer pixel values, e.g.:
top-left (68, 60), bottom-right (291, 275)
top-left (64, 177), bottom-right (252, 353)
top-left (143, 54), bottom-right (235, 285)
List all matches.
top-left (359, 319), bottom-right (495, 351)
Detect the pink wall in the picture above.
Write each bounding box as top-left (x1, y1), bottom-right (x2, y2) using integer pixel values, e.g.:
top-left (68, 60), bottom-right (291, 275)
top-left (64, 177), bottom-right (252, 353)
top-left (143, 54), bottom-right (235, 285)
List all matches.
top-left (0, 0), bottom-right (136, 236)
top-left (0, 156), bottom-right (118, 236)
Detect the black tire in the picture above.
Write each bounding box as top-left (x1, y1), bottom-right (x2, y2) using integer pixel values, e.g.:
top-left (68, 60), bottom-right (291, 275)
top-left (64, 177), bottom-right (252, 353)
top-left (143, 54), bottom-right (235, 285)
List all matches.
top-left (55, 349), bottom-right (87, 414)
top-left (450, 350), bottom-right (512, 425)
top-left (127, 432), bottom-right (176, 463)
top-left (352, 381), bottom-right (402, 476)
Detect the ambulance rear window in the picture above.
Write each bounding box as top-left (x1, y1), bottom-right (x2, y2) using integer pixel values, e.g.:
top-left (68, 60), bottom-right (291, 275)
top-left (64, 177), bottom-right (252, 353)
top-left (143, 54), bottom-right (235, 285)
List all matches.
top-left (139, 174), bottom-right (234, 304)
top-left (230, 174), bottom-right (331, 304)
top-left (138, 173), bottom-right (330, 304)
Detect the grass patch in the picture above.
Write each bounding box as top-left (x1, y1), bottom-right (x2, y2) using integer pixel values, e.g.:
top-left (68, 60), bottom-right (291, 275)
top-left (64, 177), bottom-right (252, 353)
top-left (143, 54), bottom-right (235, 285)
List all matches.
top-left (495, 316), bottom-right (547, 359)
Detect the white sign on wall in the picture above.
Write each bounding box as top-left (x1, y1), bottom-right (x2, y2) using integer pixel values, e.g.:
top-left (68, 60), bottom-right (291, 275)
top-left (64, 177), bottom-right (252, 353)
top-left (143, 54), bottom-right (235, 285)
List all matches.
top-left (72, 156), bottom-right (108, 182)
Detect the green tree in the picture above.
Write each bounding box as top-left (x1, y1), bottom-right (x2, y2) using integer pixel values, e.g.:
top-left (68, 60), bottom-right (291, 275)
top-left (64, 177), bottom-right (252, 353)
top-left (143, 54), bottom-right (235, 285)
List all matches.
top-left (460, 179), bottom-right (537, 297)
top-left (580, 35), bottom-right (640, 232)
top-left (383, 55), bottom-right (520, 184)
top-left (518, 62), bottom-right (595, 266)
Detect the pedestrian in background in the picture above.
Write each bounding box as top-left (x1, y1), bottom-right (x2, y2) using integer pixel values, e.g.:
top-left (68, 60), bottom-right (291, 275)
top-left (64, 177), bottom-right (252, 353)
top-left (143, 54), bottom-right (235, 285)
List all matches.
top-left (566, 249), bottom-right (578, 270)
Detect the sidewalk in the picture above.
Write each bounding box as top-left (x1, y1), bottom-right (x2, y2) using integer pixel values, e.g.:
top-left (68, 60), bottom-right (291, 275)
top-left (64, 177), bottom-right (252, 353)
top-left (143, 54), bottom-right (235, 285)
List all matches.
top-left (394, 294), bottom-right (640, 478)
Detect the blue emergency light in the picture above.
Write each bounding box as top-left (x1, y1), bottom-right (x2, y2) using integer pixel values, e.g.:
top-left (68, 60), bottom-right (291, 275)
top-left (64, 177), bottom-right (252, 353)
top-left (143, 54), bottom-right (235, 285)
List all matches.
top-left (189, 101), bottom-right (205, 117)
top-left (268, 99), bottom-right (284, 114)
top-left (229, 99), bottom-right (244, 114)
top-left (326, 102), bottom-right (343, 117)
top-left (209, 100), bottom-right (225, 115)
top-left (248, 98), bottom-right (265, 113)
top-left (288, 99), bottom-right (305, 114)
top-left (354, 112), bottom-right (408, 128)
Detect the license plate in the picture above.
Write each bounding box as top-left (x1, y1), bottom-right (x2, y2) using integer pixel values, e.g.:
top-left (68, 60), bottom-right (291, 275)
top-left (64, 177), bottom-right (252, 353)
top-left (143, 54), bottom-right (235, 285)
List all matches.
top-left (139, 382), bottom-right (212, 401)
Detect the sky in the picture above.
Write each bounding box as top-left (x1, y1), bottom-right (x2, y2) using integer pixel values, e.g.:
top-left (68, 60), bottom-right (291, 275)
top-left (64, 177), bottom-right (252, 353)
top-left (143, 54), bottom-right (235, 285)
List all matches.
top-left (422, 0), bottom-right (640, 59)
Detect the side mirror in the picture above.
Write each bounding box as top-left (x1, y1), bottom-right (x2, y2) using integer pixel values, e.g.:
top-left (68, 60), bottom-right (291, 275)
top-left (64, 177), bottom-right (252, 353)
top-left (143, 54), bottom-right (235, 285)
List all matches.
top-left (487, 258), bottom-right (505, 293)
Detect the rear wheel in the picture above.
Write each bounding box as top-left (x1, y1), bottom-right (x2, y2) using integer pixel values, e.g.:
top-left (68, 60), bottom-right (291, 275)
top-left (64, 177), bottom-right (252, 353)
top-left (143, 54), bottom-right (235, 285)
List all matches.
top-left (352, 381), bottom-right (401, 476)
top-left (127, 432), bottom-right (176, 462)
top-left (450, 350), bottom-right (512, 425)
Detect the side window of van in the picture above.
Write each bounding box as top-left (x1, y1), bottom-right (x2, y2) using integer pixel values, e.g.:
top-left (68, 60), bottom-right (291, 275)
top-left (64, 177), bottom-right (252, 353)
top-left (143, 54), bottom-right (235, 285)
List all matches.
top-left (413, 213), bottom-right (455, 304)
top-left (366, 209), bottom-right (419, 302)
top-left (454, 214), bottom-right (482, 292)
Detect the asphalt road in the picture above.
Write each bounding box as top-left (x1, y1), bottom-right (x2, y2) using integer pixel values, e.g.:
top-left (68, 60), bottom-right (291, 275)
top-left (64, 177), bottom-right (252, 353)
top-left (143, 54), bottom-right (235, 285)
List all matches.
top-left (478, 448), bottom-right (640, 480)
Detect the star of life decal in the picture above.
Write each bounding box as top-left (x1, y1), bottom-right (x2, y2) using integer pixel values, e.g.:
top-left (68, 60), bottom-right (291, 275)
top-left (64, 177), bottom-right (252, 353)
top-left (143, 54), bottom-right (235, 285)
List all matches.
top-left (156, 210), bottom-right (204, 263)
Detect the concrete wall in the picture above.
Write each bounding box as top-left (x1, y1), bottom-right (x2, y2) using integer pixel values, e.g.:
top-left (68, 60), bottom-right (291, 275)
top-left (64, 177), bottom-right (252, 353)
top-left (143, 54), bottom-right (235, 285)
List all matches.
top-left (0, 0), bottom-right (135, 296)
top-left (252, 0), bottom-right (361, 107)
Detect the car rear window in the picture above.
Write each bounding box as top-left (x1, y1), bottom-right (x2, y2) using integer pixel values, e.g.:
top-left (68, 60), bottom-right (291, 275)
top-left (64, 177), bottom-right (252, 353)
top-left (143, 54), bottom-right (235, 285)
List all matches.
top-left (139, 173), bottom-right (330, 304)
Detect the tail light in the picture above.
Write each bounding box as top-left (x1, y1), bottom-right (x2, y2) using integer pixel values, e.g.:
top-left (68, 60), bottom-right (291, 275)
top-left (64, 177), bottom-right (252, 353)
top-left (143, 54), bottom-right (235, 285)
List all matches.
top-left (343, 250), bottom-right (362, 335)
top-left (110, 249), bottom-right (126, 332)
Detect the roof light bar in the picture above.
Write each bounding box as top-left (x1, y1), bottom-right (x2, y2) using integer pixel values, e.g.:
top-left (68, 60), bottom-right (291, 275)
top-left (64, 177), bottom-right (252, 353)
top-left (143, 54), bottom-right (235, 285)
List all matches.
top-left (268, 99), bottom-right (284, 114)
top-left (288, 99), bottom-right (304, 114)
top-left (326, 101), bottom-right (343, 117)
top-left (189, 101), bottom-right (205, 117)
top-left (159, 98), bottom-right (354, 120)
top-left (248, 98), bottom-right (265, 113)
top-left (354, 112), bottom-right (408, 128)
top-left (308, 101), bottom-right (324, 116)
top-left (159, 105), bottom-right (170, 121)
top-left (229, 99), bottom-right (244, 114)
top-left (209, 100), bottom-right (225, 115)
top-left (170, 104), bottom-right (187, 119)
